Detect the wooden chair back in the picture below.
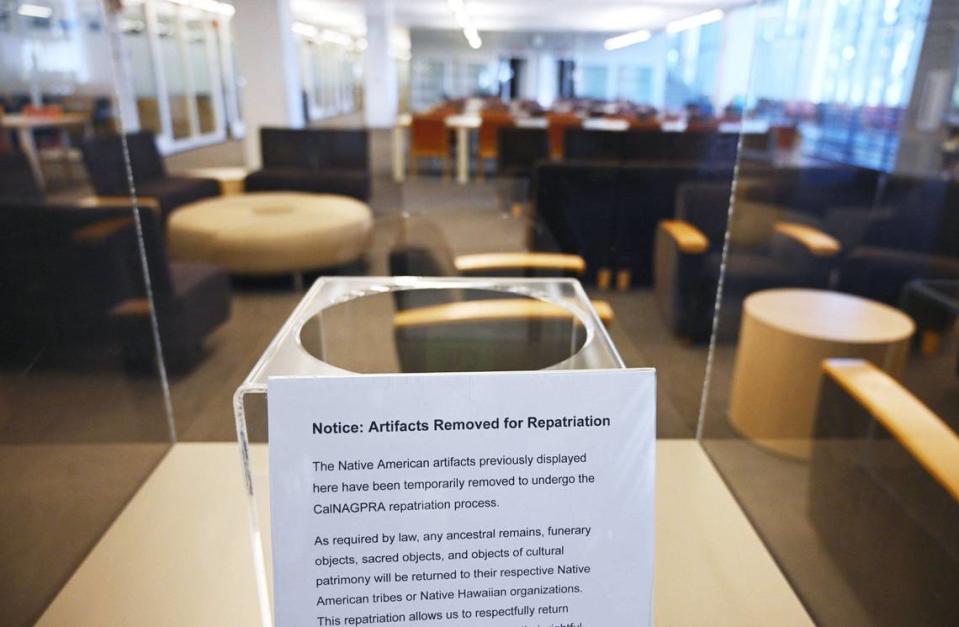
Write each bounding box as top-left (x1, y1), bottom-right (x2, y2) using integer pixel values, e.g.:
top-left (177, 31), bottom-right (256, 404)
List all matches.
top-left (410, 114), bottom-right (449, 158)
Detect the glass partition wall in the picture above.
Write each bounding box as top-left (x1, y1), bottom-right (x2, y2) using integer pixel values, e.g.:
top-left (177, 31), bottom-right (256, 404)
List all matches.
top-left (700, 0), bottom-right (958, 625)
top-left (2, 0), bottom-right (958, 625)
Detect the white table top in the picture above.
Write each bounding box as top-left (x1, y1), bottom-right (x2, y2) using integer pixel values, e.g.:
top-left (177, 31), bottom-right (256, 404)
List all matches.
top-left (744, 288), bottom-right (915, 343)
top-left (1, 112), bottom-right (90, 129)
top-left (582, 118), bottom-right (630, 132)
top-left (38, 441), bottom-right (811, 627)
top-left (182, 166), bottom-right (250, 179)
top-left (515, 117), bottom-right (549, 128)
top-left (444, 113), bottom-right (482, 129)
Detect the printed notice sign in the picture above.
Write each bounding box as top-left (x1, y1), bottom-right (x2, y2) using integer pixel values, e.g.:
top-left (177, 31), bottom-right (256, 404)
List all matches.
top-left (268, 369), bottom-right (655, 626)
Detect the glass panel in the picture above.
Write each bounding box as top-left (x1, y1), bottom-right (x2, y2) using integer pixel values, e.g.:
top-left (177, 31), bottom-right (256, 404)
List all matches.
top-left (0, 8), bottom-right (176, 624)
top-left (184, 14), bottom-right (215, 134)
top-left (156, 6), bottom-right (190, 139)
top-left (121, 4), bottom-right (161, 134)
top-left (701, 0), bottom-right (958, 624)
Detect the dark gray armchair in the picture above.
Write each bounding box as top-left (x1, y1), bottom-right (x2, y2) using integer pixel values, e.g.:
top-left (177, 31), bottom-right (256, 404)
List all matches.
top-left (244, 128), bottom-right (371, 201)
top-left (655, 182), bottom-right (841, 339)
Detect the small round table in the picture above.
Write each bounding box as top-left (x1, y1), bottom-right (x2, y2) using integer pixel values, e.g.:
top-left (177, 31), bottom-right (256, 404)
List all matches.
top-left (168, 192), bottom-right (373, 283)
top-left (728, 288), bottom-right (915, 459)
top-left (182, 166), bottom-right (249, 195)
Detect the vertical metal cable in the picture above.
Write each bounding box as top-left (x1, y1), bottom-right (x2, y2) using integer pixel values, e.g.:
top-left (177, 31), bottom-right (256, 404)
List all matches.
top-left (100, 0), bottom-right (177, 443)
top-left (696, 3), bottom-right (764, 441)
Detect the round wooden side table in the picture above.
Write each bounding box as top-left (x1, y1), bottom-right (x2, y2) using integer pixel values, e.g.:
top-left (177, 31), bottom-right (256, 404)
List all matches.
top-left (728, 288), bottom-right (914, 458)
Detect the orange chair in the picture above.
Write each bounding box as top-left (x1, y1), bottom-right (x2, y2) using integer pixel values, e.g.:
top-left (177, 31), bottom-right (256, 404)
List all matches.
top-left (546, 112), bottom-right (582, 160)
top-left (629, 118), bottom-right (662, 132)
top-left (476, 111), bottom-right (515, 178)
top-left (410, 113), bottom-right (451, 177)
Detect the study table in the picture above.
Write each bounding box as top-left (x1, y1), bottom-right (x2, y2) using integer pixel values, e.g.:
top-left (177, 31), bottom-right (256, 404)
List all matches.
top-left (393, 112), bottom-right (481, 184)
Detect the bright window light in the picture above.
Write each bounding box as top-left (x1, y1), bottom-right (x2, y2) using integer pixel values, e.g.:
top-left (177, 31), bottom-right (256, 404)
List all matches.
top-left (292, 22), bottom-right (319, 37)
top-left (665, 9), bottom-right (724, 34)
top-left (18, 3), bottom-right (53, 19)
top-left (604, 29), bottom-right (652, 51)
top-left (321, 29), bottom-right (353, 46)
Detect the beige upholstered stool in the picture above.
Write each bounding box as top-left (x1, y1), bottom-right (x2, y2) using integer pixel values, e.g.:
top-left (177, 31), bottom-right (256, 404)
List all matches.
top-left (168, 192), bottom-right (373, 284)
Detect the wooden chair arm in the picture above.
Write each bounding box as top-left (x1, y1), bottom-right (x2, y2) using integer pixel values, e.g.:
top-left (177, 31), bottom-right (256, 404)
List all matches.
top-left (659, 220), bottom-right (709, 254)
top-left (71, 216), bottom-right (135, 244)
top-left (76, 195), bottom-right (161, 211)
top-left (394, 298), bottom-right (613, 328)
top-left (454, 252), bottom-right (586, 275)
top-left (774, 222), bottom-right (840, 256)
top-left (822, 359), bottom-right (959, 502)
top-left (111, 298), bottom-right (152, 318)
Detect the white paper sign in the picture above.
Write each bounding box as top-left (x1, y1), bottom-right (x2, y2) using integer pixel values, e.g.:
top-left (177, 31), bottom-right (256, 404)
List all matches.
top-left (268, 369), bottom-right (655, 627)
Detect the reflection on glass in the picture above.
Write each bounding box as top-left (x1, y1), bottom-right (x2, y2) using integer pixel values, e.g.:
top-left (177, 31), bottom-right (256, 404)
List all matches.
top-left (157, 9), bottom-right (190, 139)
top-left (185, 16), bottom-right (215, 134)
top-left (300, 289), bottom-right (587, 373)
top-left (122, 4), bottom-right (162, 134)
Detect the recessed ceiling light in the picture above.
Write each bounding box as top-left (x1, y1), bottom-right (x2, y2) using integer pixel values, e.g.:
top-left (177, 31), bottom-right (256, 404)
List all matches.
top-left (665, 9), bottom-right (724, 34)
top-left (18, 3), bottom-right (53, 19)
top-left (604, 29), bottom-right (651, 51)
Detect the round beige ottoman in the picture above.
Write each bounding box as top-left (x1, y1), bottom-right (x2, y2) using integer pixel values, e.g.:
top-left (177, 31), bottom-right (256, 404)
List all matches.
top-left (728, 288), bottom-right (914, 459)
top-left (168, 192), bottom-right (373, 276)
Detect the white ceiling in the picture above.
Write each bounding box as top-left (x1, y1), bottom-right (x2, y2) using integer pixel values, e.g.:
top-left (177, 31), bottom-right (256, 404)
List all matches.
top-left (291, 0), bottom-right (753, 35)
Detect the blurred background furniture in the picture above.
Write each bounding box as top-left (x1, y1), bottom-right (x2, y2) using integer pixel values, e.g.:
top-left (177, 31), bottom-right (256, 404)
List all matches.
top-left (900, 279), bottom-right (959, 373)
top-left (244, 128), bottom-right (371, 201)
top-left (0, 200), bottom-right (230, 370)
top-left (109, 205), bottom-right (232, 371)
top-left (546, 112), bottom-right (581, 160)
top-left (496, 127), bottom-right (549, 216)
top-left (655, 182), bottom-right (841, 339)
top-left (384, 215), bottom-right (612, 372)
top-left (810, 359), bottom-right (959, 626)
top-left (167, 192), bottom-right (373, 285)
top-left (729, 289), bottom-right (915, 458)
top-left (81, 131), bottom-right (220, 219)
top-left (836, 179), bottom-right (959, 305)
top-left (2, 109), bottom-right (91, 191)
top-left (530, 161), bottom-right (621, 286)
top-left (476, 110), bottom-right (514, 178)
top-left (0, 150), bottom-right (44, 202)
top-left (409, 113), bottom-right (451, 177)
top-left (182, 167), bottom-right (249, 196)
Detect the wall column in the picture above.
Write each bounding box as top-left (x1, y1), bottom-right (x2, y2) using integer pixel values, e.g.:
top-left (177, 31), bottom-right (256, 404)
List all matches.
top-left (233, 0), bottom-right (304, 167)
top-left (363, 0), bottom-right (398, 128)
top-left (894, 0), bottom-right (959, 175)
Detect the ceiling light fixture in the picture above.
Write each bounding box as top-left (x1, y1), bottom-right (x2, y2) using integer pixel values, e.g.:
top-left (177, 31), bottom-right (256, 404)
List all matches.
top-left (166, 0), bottom-right (235, 17)
top-left (665, 9), bottom-right (724, 34)
top-left (604, 29), bottom-right (651, 51)
top-left (17, 3), bottom-right (53, 19)
top-left (447, 0), bottom-right (481, 49)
